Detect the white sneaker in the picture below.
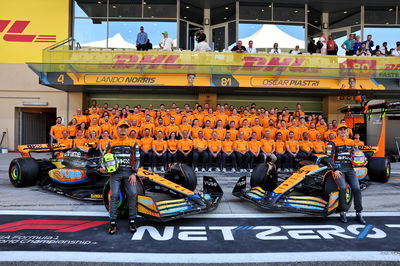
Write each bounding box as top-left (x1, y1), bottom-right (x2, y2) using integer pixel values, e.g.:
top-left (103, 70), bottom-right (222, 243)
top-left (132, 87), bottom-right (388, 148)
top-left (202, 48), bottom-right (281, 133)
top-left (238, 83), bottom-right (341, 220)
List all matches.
top-left (153, 167), bottom-right (157, 172)
top-left (249, 169), bottom-right (253, 173)
top-left (222, 168), bottom-right (227, 172)
top-left (289, 168), bottom-right (294, 172)
top-left (194, 167), bottom-right (199, 172)
top-left (216, 168), bottom-right (221, 172)
top-left (277, 168), bottom-right (282, 172)
top-left (284, 168), bottom-right (289, 173)
top-left (208, 168), bottom-right (212, 172)
top-left (240, 169), bottom-right (245, 173)
top-left (201, 168), bottom-right (206, 172)
top-left (160, 166), bottom-right (165, 172)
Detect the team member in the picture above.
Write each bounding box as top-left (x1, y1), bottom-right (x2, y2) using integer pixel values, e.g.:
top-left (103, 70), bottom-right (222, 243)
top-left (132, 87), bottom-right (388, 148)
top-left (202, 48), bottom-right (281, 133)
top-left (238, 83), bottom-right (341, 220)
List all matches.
top-left (226, 121), bottom-right (239, 141)
top-left (208, 131), bottom-right (222, 171)
top-left (260, 130), bottom-right (276, 163)
top-left (73, 129), bottom-right (87, 148)
top-left (88, 118), bottom-right (102, 138)
top-left (50, 117), bottom-right (67, 143)
top-left (221, 132), bottom-right (236, 172)
top-left (239, 119), bottom-right (252, 140)
top-left (275, 132), bottom-right (286, 172)
top-left (298, 132), bottom-right (313, 160)
top-left (234, 131), bottom-right (250, 172)
top-left (248, 132), bottom-right (262, 171)
top-left (313, 133), bottom-right (326, 154)
top-left (98, 131), bottom-right (111, 154)
top-left (178, 130), bottom-right (193, 164)
top-left (67, 118), bottom-right (78, 139)
top-left (167, 132), bottom-right (179, 164)
top-left (151, 131), bottom-right (167, 171)
top-left (193, 131), bottom-right (209, 171)
top-left (354, 133), bottom-right (364, 147)
top-left (326, 124), bottom-right (365, 224)
top-left (139, 128), bottom-right (154, 170)
top-left (285, 131), bottom-right (300, 172)
top-left (102, 120), bottom-right (139, 234)
top-left (57, 130), bottom-right (73, 148)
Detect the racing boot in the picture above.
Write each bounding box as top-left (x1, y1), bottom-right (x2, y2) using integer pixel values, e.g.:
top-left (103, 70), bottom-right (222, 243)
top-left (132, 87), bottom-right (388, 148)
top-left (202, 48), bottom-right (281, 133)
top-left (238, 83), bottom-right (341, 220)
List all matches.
top-left (108, 220), bottom-right (117, 235)
top-left (356, 212), bottom-right (366, 224)
top-left (339, 211), bottom-right (347, 223)
top-left (129, 220), bottom-right (137, 234)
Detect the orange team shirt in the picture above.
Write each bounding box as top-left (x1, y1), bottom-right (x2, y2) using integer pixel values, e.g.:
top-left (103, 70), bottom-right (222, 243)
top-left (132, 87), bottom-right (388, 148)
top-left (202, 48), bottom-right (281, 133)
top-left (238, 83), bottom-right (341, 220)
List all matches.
top-left (277, 128), bottom-right (290, 141)
top-left (215, 113), bottom-right (228, 126)
top-left (203, 127), bottom-right (213, 140)
top-left (110, 137), bottom-right (136, 147)
top-left (166, 125), bottom-right (180, 137)
top-left (239, 127), bottom-right (252, 140)
top-left (50, 124), bottom-right (67, 139)
top-left (227, 129), bottom-right (238, 141)
top-left (307, 129), bottom-right (319, 141)
top-left (99, 139), bottom-right (110, 150)
top-left (172, 114), bottom-right (183, 125)
top-left (88, 125), bottom-right (102, 138)
top-left (265, 127), bottom-right (277, 140)
top-left (193, 138), bottom-right (208, 150)
top-left (214, 128), bottom-right (226, 140)
top-left (317, 125), bottom-right (327, 136)
top-left (57, 138), bottom-right (73, 148)
top-left (110, 126), bottom-right (119, 139)
top-left (203, 115), bottom-right (216, 128)
top-left (227, 116), bottom-right (240, 128)
top-left (275, 140), bottom-right (286, 154)
top-left (74, 137), bottom-right (87, 148)
top-left (149, 110), bottom-right (157, 118)
top-left (130, 114), bottom-right (143, 125)
top-left (139, 137), bottom-right (154, 150)
top-left (324, 130), bottom-right (337, 140)
top-left (178, 139), bottom-right (193, 151)
top-left (240, 116), bottom-right (253, 126)
top-left (73, 115), bottom-right (87, 125)
top-left (162, 116), bottom-right (171, 126)
top-left (286, 140), bottom-right (299, 153)
top-left (234, 140), bottom-right (248, 152)
top-left (208, 139), bottom-right (222, 153)
top-left (167, 139), bottom-right (178, 151)
top-left (154, 126), bottom-right (166, 138)
top-left (88, 114), bottom-right (100, 125)
top-left (261, 139), bottom-right (275, 153)
top-left (288, 127), bottom-right (301, 140)
top-left (190, 126), bottom-right (202, 139)
top-left (298, 125), bottom-right (309, 139)
top-left (313, 141), bottom-right (325, 153)
top-left (100, 123), bottom-right (112, 134)
top-left (128, 126), bottom-right (140, 137)
top-left (252, 125), bottom-right (264, 140)
top-left (153, 139), bottom-right (167, 152)
top-left (354, 139), bottom-right (365, 147)
top-left (86, 138), bottom-right (99, 148)
top-left (259, 116), bottom-right (269, 127)
top-left (140, 122), bottom-right (155, 136)
top-left (222, 140), bottom-right (234, 153)
top-left (300, 140), bottom-right (313, 153)
top-left (194, 113), bottom-right (205, 126)
top-left (333, 137), bottom-right (355, 146)
top-left (249, 140), bottom-right (261, 153)
top-left (179, 124), bottom-right (192, 135)
top-left (67, 125), bottom-right (77, 137)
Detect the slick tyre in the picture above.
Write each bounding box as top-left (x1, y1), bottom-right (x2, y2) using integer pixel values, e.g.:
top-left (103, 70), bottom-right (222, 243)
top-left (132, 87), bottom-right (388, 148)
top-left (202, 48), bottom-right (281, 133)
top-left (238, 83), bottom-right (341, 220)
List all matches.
top-left (164, 163), bottom-right (197, 191)
top-left (368, 157), bottom-right (390, 183)
top-left (9, 158), bottom-right (39, 187)
top-left (250, 163), bottom-right (277, 191)
top-left (324, 173), bottom-right (352, 212)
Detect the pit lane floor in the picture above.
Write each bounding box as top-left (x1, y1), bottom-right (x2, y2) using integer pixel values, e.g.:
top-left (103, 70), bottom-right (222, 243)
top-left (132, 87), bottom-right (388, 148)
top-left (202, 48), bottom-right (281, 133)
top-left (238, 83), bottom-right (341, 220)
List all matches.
top-left (1, 153), bottom-right (400, 264)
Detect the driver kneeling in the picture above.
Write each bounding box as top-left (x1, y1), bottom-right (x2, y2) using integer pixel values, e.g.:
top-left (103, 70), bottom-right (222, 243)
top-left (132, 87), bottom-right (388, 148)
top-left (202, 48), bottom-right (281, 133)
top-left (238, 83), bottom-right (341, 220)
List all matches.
top-left (326, 124), bottom-right (366, 224)
top-left (101, 121), bottom-right (140, 235)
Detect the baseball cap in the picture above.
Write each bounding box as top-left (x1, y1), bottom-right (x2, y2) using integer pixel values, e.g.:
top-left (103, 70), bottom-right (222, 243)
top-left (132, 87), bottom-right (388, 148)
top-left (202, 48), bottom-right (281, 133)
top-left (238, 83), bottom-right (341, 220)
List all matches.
top-left (162, 32), bottom-right (168, 35)
top-left (117, 121), bottom-right (130, 128)
top-left (337, 124), bottom-right (348, 130)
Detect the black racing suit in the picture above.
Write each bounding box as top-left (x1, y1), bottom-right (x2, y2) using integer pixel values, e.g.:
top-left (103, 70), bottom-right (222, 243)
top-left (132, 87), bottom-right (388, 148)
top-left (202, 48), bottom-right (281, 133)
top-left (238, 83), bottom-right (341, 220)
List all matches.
top-left (325, 140), bottom-right (362, 212)
top-left (109, 144), bottom-right (140, 221)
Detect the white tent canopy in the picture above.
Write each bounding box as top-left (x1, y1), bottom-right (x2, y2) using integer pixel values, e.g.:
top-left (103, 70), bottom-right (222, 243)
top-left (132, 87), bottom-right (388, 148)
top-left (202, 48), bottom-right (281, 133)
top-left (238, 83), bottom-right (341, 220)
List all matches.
top-left (239, 24), bottom-right (305, 50)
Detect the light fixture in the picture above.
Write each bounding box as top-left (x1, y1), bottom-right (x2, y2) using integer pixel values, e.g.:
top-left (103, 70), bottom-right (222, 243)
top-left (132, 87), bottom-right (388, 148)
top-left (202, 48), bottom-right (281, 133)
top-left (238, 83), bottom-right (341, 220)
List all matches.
top-left (225, 7), bottom-right (229, 10)
top-left (183, 16), bottom-right (187, 19)
top-left (294, 10), bottom-right (298, 13)
top-left (148, 6), bottom-right (151, 8)
top-left (323, 23), bottom-right (328, 29)
top-left (307, 10), bottom-right (310, 13)
top-left (261, 9), bottom-right (264, 12)
top-left (204, 18), bottom-right (210, 25)
top-left (389, 8), bottom-right (393, 11)
top-left (355, 21), bottom-right (359, 24)
top-left (186, 6), bottom-right (190, 9)
top-left (268, 5), bottom-right (272, 8)
top-left (112, 5), bottom-right (116, 8)
top-left (343, 11), bottom-right (348, 14)
top-left (143, 2), bottom-right (146, 4)
top-left (224, 17), bottom-right (227, 20)
top-left (23, 101), bottom-right (48, 106)
top-left (314, 20), bottom-right (318, 23)
top-left (386, 22), bottom-right (389, 24)
top-left (256, 18), bottom-right (259, 20)
top-left (97, 1), bottom-right (101, 3)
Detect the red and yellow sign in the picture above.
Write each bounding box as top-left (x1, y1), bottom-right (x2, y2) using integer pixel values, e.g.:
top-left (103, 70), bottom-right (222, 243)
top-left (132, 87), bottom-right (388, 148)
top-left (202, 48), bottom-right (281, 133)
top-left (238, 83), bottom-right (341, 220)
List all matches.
top-left (0, 0), bottom-right (69, 63)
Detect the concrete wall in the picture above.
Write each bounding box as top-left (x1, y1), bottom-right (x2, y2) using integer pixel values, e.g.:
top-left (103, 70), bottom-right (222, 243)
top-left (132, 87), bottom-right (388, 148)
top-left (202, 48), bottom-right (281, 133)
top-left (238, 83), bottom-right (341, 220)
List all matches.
top-left (0, 63), bottom-right (83, 150)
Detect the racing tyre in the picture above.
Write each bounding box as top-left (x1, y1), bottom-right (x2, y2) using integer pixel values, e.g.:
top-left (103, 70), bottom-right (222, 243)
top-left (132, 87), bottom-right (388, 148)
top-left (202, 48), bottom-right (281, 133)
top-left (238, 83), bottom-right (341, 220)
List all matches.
top-left (368, 157), bottom-right (390, 183)
top-left (250, 163), bottom-right (277, 191)
top-left (164, 163), bottom-right (197, 191)
top-left (103, 178), bottom-right (145, 218)
top-left (324, 173), bottom-right (352, 212)
top-left (9, 158), bottom-right (39, 187)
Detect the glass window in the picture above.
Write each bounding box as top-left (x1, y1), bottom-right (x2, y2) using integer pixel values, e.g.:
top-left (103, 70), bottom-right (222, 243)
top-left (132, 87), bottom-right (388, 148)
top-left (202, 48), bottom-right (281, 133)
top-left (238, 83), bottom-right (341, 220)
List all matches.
top-left (365, 7), bottom-right (397, 25)
top-left (239, 2), bottom-right (272, 21)
top-left (108, 0), bottom-right (142, 18)
top-left (364, 27), bottom-right (400, 49)
top-left (307, 7), bottom-right (321, 28)
top-left (211, 3), bottom-right (236, 25)
top-left (179, 20), bottom-right (188, 50)
top-left (75, 0), bottom-right (107, 18)
top-left (273, 4), bottom-right (305, 22)
top-left (329, 8), bottom-right (360, 29)
top-left (74, 19), bottom-right (107, 47)
top-left (228, 21), bottom-right (236, 47)
top-left (212, 27), bottom-right (225, 51)
top-left (180, 1), bottom-right (204, 25)
top-left (143, 0), bottom-right (176, 18)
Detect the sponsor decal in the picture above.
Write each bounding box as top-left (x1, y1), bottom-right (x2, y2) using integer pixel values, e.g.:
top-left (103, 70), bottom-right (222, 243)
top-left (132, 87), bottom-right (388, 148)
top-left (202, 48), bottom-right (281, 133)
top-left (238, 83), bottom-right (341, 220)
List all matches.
top-left (0, 20), bottom-right (56, 43)
top-left (0, 220), bottom-right (107, 233)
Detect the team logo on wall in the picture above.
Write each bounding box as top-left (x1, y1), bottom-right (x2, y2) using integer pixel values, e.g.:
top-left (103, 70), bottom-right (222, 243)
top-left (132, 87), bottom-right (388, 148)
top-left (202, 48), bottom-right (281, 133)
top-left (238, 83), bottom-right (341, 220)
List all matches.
top-left (0, 20), bottom-right (56, 43)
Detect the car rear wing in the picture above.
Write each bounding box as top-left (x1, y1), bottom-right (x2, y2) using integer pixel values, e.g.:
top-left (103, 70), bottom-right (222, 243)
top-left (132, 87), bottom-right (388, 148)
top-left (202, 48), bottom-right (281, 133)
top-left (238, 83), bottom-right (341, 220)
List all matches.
top-left (18, 144), bottom-right (70, 158)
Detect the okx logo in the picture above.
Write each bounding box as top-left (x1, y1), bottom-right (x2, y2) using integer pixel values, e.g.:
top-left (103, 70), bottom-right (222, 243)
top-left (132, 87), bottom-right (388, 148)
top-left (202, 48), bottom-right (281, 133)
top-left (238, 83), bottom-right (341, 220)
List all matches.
top-left (0, 20), bottom-right (56, 43)
top-left (0, 220), bottom-right (108, 232)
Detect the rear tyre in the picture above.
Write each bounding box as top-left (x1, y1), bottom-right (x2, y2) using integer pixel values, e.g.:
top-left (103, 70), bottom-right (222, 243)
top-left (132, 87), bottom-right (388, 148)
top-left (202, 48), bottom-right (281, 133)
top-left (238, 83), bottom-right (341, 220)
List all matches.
top-left (324, 173), bottom-right (352, 212)
top-left (164, 163), bottom-right (197, 191)
top-left (368, 157), bottom-right (390, 183)
top-left (250, 163), bottom-right (277, 191)
top-left (9, 158), bottom-right (39, 187)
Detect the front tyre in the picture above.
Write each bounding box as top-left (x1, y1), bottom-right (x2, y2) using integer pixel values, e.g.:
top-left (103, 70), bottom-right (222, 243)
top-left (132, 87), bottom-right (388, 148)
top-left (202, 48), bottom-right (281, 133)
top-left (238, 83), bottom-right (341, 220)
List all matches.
top-left (9, 158), bottom-right (39, 187)
top-left (164, 163), bottom-right (197, 191)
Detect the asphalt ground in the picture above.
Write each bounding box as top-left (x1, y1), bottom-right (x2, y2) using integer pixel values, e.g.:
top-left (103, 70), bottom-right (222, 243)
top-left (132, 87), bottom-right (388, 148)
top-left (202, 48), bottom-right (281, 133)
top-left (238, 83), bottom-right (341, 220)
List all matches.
top-left (0, 152), bottom-right (400, 264)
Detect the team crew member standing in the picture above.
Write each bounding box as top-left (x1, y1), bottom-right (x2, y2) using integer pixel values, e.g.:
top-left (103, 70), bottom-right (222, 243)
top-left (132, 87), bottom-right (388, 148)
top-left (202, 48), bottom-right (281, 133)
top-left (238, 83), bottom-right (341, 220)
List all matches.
top-left (326, 124), bottom-right (365, 224)
top-left (50, 117), bottom-right (67, 143)
top-left (102, 121), bottom-right (139, 235)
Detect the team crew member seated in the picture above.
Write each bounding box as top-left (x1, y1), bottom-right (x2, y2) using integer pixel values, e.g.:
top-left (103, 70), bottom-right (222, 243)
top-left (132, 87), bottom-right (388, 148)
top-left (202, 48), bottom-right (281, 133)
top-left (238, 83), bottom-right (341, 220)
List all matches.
top-left (221, 132), bottom-right (237, 172)
top-left (167, 132), bottom-right (179, 164)
top-left (285, 131), bottom-right (300, 172)
top-left (248, 132), bottom-right (262, 171)
top-left (313, 133), bottom-right (326, 154)
top-left (178, 130), bottom-right (193, 164)
top-left (234, 131), bottom-right (250, 172)
top-left (152, 131), bottom-right (167, 171)
top-left (101, 121), bottom-right (139, 235)
top-left (139, 128), bottom-right (153, 170)
top-left (354, 133), bottom-right (365, 147)
top-left (57, 130), bottom-right (73, 148)
top-left (326, 124), bottom-right (365, 224)
top-left (261, 130), bottom-right (276, 163)
top-left (275, 132), bottom-right (286, 172)
top-left (208, 131), bottom-right (222, 171)
top-left (73, 129), bottom-right (87, 148)
top-left (298, 132), bottom-right (313, 160)
top-left (193, 131), bottom-right (209, 172)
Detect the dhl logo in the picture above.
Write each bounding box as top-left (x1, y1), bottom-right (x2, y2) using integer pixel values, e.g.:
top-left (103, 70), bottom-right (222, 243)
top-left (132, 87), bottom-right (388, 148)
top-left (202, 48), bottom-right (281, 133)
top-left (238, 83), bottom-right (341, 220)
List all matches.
top-left (106, 54), bottom-right (181, 70)
top-left (0, 20), bottom-right (56, 43)
top-left (234, 56), bottom-right (310, 72)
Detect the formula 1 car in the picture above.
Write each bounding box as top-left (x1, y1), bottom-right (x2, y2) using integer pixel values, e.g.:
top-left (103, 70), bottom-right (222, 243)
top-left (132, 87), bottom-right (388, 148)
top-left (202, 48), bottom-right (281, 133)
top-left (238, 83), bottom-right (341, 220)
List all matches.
top-left (232, 151), bottom-right (390, 216)
top-left (9, 144), bottom-right (223, 221)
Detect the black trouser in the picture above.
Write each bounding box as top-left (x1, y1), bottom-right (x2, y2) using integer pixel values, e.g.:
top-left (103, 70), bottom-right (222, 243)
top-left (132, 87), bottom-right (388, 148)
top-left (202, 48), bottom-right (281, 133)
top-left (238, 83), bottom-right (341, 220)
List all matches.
top-left (179, 150), bottom-right (193, 165)
top-left (137, 44), bottom-right (148, 51)
top-left (298, 151), bottom-right (310, 161)
top-left (345, 50), bottom-right (353, 56)
top-left (248, 153), bottom-right (262, 169)
top-left (167, 151), bottom-right (178, 164)
top-left (140, 150), bottom-right (153, 168)
top-left (208, 151), bottom-right (221, 168)
top-left (327, 50), bottom-right (337, 55)
top-left (285, 152), bottom-right (299, 168)
top-left (334, 166), bottom-right (363, 212)
top-left (193, 150), bottom-right (209, 169)
top-left (151, 151), bottom-right (167, 168)
top-left (109, 169), bottom-right (136, 221)
top-left (276, 153), bottom-right (286, 169)
top-left (221, 152), bottom-right (237, 170)
top-left (235, 151), bottom-right (250, 170)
